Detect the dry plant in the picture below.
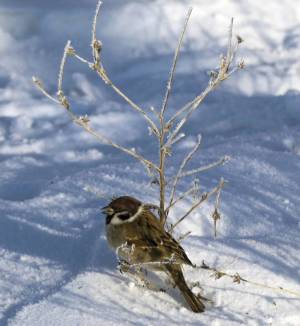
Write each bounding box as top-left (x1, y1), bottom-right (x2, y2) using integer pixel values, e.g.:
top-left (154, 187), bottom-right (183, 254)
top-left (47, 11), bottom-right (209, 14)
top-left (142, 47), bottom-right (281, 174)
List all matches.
top-left (199, 261), bottom-right (300, 298)
top-left (33, 1), bottom-right (244, 236)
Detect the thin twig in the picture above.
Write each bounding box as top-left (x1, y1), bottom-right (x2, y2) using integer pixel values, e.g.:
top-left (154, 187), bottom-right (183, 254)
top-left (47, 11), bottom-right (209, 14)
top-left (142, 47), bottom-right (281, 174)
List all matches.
top-left (72, 52), bottom-right (93, 66)
top-left (34, 81), bottom-right (159, 172)
top-left (169, 132), bottom-right (185, 146)
top-left (70, 50), bottom-right (159, 136)
top-left (167, 85), bottom-right (217, 144)
top-left (96, 66), bottom-right (160, 136)
top-left (92, 1), bottom-right (102, 45)
top-left (33, 3), bottom-right (243, 233)
top-left (199, 261), bottom-right (300, 298)
top-left (166, 186), bottom-right (195, 212)
top-left (160, 7), bottom-right (192, 117)
top-left (33, 41), bottom-right (160, 175)
top-left (179, 156), bottom-right (230, 179)
top-left (177, 231), bottom-right (192, 242)
top-left (91, 0), bottom-right (103, 65)
top-left (167, 135), bottom-right (202, 215)
top-left (157, 8), bottom-right (193, 227)
top-left (88, 0), bottom-right (159, 136)
top-left (74, 117), bottom-right (159, 172)
top-left (32, 77), bottom-right (60, 104)
top-left (170, 178), bottom-right (224, 232)
top-left (225, 18), bottom-right (234, 71)
top-left (212, 177), bottom-right (225, 237)
top-left (58, 40), bottom-right (71, 94)
top-left (166, 19), bottom-right (240, 144)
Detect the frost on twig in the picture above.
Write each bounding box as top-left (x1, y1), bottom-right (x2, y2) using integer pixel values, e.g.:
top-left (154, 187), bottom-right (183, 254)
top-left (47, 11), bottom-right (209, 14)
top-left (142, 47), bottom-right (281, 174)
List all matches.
top-left (33, 1), bottom-right (243, 233)
top-left (167, 18), bottom-right (243, 140)
top-left (169, 178), bottom-right (225, 232)
top-left (199, 261), bottom-right (300, 298)
top-left (91, 0), bottom-right (103, 66)
top-left (167, 134), bottom-right (202, 216)
top-left (212, 178), bottom-right (225, 238)
top-left (177, 231), bottom-right (192, 243)
top-left (160, 7), bottom-right (192, 117)
top-left (33, 40), bottom-right (158, 174)
top-left (179, 156), bottom-right (230, 179)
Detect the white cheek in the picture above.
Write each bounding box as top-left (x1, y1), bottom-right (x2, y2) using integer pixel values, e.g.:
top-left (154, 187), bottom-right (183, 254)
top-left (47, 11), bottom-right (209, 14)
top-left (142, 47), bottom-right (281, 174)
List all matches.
top-left (110, 206), bottom-right (143, 225)
top-left (110, 215), bottom-right (125, 225)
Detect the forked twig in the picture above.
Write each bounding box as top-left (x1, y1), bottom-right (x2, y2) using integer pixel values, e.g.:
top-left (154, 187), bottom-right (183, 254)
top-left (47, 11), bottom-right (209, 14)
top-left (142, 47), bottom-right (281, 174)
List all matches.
top-left (157, 8), bottom-right (195, 226)
top-left (33, 41), bottom-right (159, 173)
top-left (58, 40), bottom-right (71, 94)
top-left (200, 261), bottom-right (300, 298)
top-left (179, 156), bottom-right (230, 179)
top-left (212, 177), bottom-right (225, 237)
top-left (33, 2), bottom-right (243, 232)
top-left (160, 7), bottom-right (192, 117)
top-left (88, 0), bottom-right (159, 136)
top-left (177, 231), bottom-right (192, 242)
top-left (91, 0), bottom-right (103, 65)
top-left (167, 19), bottom-right (242, 144)
top-left (167, 186), bottom-right (195, 212)
top-left (167, 134), bottom-right (202, 215)
top-left (170, 178), bottom-right (224, 232)
top-left (32, 77), bottom-right (59, 104)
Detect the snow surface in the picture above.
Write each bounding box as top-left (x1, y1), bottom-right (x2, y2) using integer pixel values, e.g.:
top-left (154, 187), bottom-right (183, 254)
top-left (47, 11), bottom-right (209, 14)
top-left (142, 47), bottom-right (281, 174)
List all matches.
top-left (0, 0), bottom-right (300, 325)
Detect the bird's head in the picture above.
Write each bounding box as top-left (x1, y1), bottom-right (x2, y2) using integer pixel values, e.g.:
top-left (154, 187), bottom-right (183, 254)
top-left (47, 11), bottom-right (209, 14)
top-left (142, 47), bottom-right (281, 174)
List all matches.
top-left (102, 196), bottom-right (143, 225)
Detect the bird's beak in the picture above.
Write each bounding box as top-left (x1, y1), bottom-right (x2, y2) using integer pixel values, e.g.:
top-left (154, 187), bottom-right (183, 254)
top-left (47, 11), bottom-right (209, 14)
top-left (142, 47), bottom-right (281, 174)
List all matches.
top-left (101, 205), bottom-right (108, 214)
top-left (101, 205), bottom-right (114, 215)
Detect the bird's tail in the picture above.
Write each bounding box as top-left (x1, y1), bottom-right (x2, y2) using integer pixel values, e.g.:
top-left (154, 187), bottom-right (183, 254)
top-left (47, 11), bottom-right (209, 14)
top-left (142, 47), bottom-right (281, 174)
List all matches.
top-left (166, 265), bottom-right (205, 313)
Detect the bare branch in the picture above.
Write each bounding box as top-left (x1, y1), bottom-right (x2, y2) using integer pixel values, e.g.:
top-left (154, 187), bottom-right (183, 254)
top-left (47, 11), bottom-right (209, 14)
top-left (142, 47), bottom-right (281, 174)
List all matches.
top-left (70, 49), bottom-right (159, 136)
top-left (33, 78), bottom-right (159, 173)
top-left (166, 19), bottom-right (241, 143)
top-left (32, 77), bottom-right (60, 104)
top-left (167, 86), bottom-right (215, 144)
top-left (225, 18), bottom-right (234, 71)
top-left (72, 51), bottom-right (93, 66)
top-left (56, 40), bottom-right (73, 110)
top-left (74, 117), bottom-right (159, 172)
top-left (169, 132), bottom-right (185, 146)
top-left (199, 261), bottom-right (300, 298)
top-left (92, 0), bottom-right (102, 44)
top-left (91, 0), bottom-right (103, 65)
top-left (96, 66), bottom-right (160, 136)
top-left (34, 3), bottom-right (243, 232)
top-left (58, 40), bottom-right (71, 94)
top-left (160, 7), bottom-right (192, 117)
top-left (157, 8), bottom-right (193, 227)
top-left (179, 155), bottom-right (230, 179)
top-left (87, 0), bottom-right (159, 136)
top-left (212, 177), bottom-right (225, 237)
top-left (167, 134), bottom-right (202, 214)
top-left (170, 179), bottom-right (224, 232)
top-left (177, 231), bottom-right (192, 242)
top-left (166, 186), bottom-right (195, 212)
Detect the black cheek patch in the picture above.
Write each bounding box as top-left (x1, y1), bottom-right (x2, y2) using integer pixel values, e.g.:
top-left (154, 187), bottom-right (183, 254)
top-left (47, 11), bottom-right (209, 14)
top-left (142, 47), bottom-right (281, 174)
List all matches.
top-left (106, 215), bottom-right (113, 224)
top-left (117, 212), bottom-right (131, 221)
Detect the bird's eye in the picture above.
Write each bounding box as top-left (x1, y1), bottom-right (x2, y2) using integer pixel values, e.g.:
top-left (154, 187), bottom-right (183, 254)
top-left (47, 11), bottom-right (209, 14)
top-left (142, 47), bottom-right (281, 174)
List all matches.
top-left (117, 212), bottom-right (131, 220)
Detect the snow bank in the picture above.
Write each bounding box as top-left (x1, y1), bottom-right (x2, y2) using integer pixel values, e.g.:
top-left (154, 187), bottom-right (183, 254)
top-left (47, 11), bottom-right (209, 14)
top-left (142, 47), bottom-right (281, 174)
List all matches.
top-left (0, 0), bottom-right (299, 325)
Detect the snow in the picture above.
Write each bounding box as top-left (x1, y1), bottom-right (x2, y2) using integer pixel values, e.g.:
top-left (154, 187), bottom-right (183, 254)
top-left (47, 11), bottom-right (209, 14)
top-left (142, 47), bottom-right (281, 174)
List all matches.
top-left (0, 0), bottom-right (300, 325)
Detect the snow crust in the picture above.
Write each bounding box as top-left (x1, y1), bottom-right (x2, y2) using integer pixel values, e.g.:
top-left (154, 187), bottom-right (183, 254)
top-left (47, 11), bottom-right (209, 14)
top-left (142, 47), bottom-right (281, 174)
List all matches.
top-left (0, 0), bottom-right (299, 325)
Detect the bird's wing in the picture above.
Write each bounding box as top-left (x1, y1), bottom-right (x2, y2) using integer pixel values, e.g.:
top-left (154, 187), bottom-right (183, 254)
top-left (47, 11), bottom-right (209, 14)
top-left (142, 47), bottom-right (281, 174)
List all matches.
top-left (125, 211), bottom-right (193, 266)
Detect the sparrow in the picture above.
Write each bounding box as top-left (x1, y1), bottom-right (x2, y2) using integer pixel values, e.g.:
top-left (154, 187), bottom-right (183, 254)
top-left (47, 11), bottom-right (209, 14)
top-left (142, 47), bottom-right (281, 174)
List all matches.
top-left (102, 195), bottom-right (205, 313)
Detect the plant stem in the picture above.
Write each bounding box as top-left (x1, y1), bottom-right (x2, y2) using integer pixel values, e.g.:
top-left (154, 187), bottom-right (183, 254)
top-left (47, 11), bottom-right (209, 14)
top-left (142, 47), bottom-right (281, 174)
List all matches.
top-left (159, 119), bottom-right (166, 225)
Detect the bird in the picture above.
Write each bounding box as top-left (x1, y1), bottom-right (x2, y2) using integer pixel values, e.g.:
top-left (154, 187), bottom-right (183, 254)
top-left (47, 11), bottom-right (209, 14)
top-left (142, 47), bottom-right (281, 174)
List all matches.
top-left (102, 195), bottom-right (205, 313)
